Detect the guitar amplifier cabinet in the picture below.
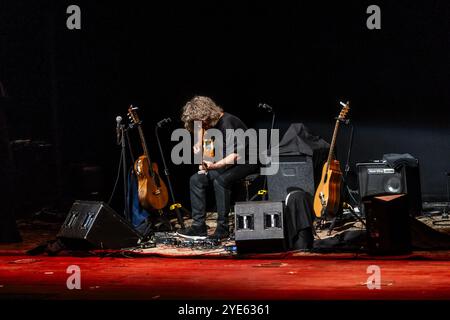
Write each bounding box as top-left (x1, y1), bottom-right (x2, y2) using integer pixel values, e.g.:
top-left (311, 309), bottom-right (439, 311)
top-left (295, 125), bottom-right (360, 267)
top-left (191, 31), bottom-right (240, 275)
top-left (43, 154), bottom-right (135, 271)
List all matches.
top-left (57, 201), bottom-right (141, 249)
top-left (268, 156), bottom-right (314, 201)
top-left (234, 201), bottom-right (286, 253)
top-left (357, 161), bottom-right (422, 216)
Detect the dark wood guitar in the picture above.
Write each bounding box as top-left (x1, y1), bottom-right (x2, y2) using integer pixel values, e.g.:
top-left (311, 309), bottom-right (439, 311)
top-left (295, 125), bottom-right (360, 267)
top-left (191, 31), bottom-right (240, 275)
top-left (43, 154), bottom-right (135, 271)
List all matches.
top-left (313, 102), bottom-right (350, 219)
top-left (128, 106), bottom-right (169, 210)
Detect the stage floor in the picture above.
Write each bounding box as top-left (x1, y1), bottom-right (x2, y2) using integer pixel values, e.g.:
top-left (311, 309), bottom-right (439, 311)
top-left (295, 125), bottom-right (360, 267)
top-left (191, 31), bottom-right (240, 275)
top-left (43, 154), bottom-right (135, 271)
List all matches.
top-left (2, 215), bottom-right (450, 300)
top-left (2, 254), bottom-right (450, 300)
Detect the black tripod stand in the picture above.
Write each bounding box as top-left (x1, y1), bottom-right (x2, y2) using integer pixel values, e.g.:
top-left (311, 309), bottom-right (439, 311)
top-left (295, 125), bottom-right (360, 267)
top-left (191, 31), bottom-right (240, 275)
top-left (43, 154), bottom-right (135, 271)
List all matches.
top-left (155, 118), bottom-right (188, 229)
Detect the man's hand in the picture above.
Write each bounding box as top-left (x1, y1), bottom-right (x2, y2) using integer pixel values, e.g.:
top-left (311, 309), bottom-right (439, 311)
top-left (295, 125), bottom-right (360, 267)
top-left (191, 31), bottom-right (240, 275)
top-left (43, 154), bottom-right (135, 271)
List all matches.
top-left (199, 160), bottom-right (213, 171)
top-left (199, 160), bottom-right (223, 173)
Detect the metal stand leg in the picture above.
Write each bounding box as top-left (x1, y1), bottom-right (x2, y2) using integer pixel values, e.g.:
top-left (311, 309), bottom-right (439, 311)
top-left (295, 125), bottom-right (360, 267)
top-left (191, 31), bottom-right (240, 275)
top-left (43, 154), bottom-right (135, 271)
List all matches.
top-left (326, 217), bottom-right (337, 236)
top-left (155, 122), bottom-right (186, 229)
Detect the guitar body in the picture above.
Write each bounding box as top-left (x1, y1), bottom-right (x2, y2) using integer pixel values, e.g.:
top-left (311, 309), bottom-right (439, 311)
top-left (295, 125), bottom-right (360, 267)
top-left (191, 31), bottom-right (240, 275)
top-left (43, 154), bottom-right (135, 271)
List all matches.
top-left (313, 160), bottom-right (343, 219)
top-left (134, 155), bottom-right (169, 210)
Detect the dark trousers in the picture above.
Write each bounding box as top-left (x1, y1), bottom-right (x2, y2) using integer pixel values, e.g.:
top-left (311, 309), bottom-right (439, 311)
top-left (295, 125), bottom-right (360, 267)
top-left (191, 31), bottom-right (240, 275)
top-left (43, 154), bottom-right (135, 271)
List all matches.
top-left (190, 164), bottom-right (259, 229)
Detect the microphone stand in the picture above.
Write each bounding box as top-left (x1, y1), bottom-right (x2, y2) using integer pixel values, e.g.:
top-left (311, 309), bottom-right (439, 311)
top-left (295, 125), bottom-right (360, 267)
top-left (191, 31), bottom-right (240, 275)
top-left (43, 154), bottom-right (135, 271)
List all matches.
top-left (155, 120), bottom-right (186, 229)
top-left (108, 119), bottom-right (131, 223)
top-left (262, 111), bottom-right (276, 200)
top-left (250, 103), bottom-right (275, 201)
top-left (119, 124), bottom-right (131, 222)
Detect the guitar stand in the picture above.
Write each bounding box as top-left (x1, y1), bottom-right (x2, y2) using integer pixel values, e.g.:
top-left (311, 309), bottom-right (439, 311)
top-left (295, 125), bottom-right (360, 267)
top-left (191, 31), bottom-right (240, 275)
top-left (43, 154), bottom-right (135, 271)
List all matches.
top-left (326, 200), bottom-right (366, 236)
top-left (141, 210), bottom-right (173, 235)
top-left (325, 121), bottom-right (365, 236)
top-left (155, 121), bottom-right (187, 229)
top-left (155, 209), bottom-right (176, 231)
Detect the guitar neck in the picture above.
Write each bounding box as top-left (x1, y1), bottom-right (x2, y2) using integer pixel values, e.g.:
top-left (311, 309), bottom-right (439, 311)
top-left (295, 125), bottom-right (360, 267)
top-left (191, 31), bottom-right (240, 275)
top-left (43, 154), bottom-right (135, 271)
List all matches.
top-left (137, 125), bottom-right (153, 166)
top-left (326, 119), bottom-right (340, 170)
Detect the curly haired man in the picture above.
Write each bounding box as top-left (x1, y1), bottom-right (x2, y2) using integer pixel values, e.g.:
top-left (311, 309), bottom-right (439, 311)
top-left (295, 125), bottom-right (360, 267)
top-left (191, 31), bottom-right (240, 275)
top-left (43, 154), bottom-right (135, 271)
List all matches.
top-left (177, 96), bottom-right (259, 240)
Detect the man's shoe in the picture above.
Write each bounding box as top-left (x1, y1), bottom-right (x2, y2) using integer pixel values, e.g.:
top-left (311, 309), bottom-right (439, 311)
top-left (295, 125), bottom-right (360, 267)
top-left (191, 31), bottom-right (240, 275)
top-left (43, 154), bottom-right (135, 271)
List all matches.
top-left (208, 225), bottom-right (230, 241)
top-left (176, 225), bottom-right (207, 240)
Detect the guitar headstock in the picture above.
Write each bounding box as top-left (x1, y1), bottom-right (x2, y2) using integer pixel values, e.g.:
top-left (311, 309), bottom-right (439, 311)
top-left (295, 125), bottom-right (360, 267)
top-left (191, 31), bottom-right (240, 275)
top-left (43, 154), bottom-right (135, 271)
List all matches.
top-left (127, 105), bottom-right (141, 127)
top-left (338, 101), bottom-right (350, 121)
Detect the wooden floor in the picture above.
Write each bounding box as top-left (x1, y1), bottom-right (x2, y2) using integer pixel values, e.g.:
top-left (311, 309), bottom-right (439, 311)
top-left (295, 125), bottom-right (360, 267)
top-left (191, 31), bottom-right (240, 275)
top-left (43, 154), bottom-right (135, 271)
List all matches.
top-left (1, 255), bottom-right (450, 300)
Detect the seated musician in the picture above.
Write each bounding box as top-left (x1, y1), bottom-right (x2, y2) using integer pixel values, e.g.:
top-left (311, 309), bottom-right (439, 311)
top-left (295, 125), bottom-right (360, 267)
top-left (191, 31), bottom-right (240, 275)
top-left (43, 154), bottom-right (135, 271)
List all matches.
top-left (177, 96), bottom-right (259, 240)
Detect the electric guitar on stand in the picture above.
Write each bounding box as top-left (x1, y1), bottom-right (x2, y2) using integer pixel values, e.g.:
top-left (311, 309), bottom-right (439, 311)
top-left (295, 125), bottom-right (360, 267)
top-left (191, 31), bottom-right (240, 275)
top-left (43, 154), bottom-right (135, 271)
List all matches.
top-left (313, 102), bottom-right (350, 219)
top-left (128, 106), bottom-right (169, 211)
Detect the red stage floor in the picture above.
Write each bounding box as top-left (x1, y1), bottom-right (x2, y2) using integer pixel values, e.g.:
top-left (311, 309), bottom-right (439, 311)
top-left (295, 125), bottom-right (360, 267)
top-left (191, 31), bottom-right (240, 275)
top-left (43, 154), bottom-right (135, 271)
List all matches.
top-left (1, 255), bottom-right (450, 300)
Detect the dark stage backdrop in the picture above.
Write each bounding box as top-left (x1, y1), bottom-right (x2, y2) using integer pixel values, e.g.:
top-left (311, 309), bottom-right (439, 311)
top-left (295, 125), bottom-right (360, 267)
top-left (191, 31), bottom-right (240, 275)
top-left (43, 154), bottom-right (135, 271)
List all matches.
top-left (1, 0), bottom-right (449, 215)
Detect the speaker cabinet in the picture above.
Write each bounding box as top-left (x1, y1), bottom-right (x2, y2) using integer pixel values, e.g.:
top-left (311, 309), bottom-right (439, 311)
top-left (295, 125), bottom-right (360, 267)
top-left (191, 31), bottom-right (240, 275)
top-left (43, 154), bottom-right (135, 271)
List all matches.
top-left (357, 161), bottom-right (422, 216)
top-left (364, 194), bottom-right (412, 255)
top-left (57, 201), bottom-right (141, 249)
top-left (268, 156), bottom-right (314, 201)
top-left (234, 201), bottom-right (285, 253)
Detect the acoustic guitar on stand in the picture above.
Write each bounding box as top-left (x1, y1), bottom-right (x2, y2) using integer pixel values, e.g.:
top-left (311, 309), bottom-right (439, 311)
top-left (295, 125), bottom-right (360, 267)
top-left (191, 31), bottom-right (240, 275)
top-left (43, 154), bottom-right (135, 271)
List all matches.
top-left (313, 102), bottom-right (350, 219)
top-left (128, 105), bottom-right (169, 211)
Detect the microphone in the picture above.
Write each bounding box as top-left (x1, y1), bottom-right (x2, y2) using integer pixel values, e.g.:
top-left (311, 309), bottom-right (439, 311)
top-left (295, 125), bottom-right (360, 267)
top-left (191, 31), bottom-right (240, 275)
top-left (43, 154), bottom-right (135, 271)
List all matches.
top-left (258, 103), bottom-right (273, 113)
top-left (116, 116), bottom-right (122, 144)
top-left (157, 117), bottom-right (172, 128)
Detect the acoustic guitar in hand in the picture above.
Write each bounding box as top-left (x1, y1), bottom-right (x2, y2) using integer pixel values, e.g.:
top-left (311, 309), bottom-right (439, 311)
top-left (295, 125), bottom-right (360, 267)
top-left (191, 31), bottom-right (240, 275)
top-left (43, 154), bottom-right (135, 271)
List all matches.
top-left (313, 102), bottom-right (350, 219)
top-left (128, 106), bottom-right (169, 210)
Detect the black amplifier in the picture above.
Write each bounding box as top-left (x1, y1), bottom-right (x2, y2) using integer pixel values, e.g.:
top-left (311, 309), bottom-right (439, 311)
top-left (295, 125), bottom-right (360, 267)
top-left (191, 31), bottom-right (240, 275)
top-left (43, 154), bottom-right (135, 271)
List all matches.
top-left (356, 160), bottom-right (422, 216)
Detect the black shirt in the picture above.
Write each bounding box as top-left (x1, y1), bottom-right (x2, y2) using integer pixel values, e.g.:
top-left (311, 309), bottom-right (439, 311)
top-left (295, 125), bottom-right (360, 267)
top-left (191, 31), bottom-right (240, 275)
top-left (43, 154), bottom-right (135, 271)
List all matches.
top-left (210, 112), bottom-right (249, 162)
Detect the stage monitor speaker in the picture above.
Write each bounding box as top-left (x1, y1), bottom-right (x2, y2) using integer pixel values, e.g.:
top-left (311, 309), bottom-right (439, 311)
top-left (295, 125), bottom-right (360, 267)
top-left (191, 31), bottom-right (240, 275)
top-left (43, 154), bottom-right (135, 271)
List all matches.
top-left (57, 200), bottom-right (141, 249)
top-left (357, 161), bottom-right (422, 216)
top-left (234, 201), bottom-right (285, 253)
top-left (364, 194), bottom-right (412, 255)
top-left (268, 156), bottom-right (314, 201)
